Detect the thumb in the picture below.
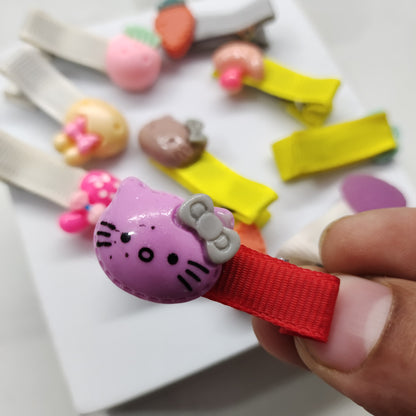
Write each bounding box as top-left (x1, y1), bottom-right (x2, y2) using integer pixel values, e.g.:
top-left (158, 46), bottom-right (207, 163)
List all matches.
top-left (295, 276), bottom-right (416, 415)
top-left (296, 208), bottom-right (416, 416)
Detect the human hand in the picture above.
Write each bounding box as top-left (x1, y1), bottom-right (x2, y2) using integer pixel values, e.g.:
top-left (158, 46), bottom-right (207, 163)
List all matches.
top-left (253, 207), bottom-right (416, 416)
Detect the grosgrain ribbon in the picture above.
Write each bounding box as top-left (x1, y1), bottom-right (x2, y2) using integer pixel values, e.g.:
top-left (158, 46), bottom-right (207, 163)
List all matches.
top-left (241, 58), bottom-right (341, 126)
top-left (153, 151), bottom-right (278, 226)
top-left (0, 46), bottom-right (84, 123)
top-left (272, 112), bottom-right (397, 181)
top-left (205, 244), bottom-right (340, 342)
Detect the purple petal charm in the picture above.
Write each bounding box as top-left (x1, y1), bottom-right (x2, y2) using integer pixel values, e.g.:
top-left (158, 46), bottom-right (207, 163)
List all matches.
top-left (341, 174), bottom-right (406, 213)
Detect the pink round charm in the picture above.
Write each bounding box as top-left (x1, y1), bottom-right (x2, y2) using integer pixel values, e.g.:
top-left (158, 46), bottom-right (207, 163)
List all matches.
top-left (219, 67), bottom-right (244, 93)
top-left (106, 35), bottom-right (162, 92)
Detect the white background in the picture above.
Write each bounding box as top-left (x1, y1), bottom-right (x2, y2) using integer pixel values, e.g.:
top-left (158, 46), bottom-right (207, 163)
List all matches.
top-left (0, 1), bottom-right (414, 415)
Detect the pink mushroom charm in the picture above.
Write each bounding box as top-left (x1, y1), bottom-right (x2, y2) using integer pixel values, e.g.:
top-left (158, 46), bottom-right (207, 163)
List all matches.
top-left (212, 41), bottom-right (265, 93)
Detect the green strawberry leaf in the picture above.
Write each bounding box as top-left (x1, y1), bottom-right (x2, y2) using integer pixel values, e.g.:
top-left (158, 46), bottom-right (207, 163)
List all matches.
top-left (124, 26), bottom-right (161, 48)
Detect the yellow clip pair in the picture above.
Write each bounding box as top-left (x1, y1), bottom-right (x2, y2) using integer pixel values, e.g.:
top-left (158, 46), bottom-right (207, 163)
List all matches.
top-left (153, 151), bottom-right (278, 227)
top-left (272, 113), bottom-right (397, 181)
top-left (243, 58), bottom-right (341, 127)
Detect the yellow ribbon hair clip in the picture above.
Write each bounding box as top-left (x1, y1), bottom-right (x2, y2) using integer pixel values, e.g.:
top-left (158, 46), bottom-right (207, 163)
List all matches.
top-left (138, 116), bottom-right (277, 226)
top-left (272, 112), bottom-right (397, 181)
top-left (213, 41), bottom-right (341, 127)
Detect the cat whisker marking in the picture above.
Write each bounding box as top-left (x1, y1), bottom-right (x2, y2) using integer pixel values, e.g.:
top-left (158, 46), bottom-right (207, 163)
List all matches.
top-left (185, 269), bottom-right (201, 282)
top-left (100, 221), bottom-right (116, 231)
top-left (96, 241), bottom-right (112, 247)
top-left (177, 275), bottom-right (193, 291)
top-left (188, 260), bottom-right (209, 274)
top-left (97, 231), bottom-right (111, 238)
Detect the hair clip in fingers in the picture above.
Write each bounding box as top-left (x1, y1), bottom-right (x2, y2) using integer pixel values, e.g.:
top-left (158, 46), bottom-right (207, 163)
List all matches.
top-left (0, 47), bottom-right (129, 166)
top-left (95, 178), bottom-right (340, 342)
top-left (94, 177), bottom-right (231, 302)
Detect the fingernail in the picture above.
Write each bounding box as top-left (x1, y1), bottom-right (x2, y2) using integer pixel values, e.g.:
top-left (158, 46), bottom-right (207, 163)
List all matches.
top-left (318, 217), bottom-right (344, 255)
top-left (296, 274), bottom-right (392, 372)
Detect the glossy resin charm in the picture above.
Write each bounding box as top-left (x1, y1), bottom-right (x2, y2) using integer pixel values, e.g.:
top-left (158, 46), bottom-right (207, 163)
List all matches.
top-left (105, 26), bottom-right (162, 91)
top-left (95, 177), bottom-right (239, 303)
top-left (54, 99), bottom-right (129, 166)
top-left (138, 116), bottom-right (207, 168)
top-left (155, 0), bottom-right (196, 59)
top-left (95, 178), bottom-right (340, 342)
top-left (213, 41), bottom-right (264, 93)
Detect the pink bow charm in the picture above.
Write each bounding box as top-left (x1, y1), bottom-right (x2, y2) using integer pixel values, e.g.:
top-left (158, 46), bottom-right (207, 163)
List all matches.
top-left (59, 170), bottom-right (120, 233)
top-left (64, 116), bottom-right (101, 155)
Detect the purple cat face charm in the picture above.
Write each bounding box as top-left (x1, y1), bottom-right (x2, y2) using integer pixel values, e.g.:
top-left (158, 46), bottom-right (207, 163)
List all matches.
top-left (94, 177), bottom-right (240, 303)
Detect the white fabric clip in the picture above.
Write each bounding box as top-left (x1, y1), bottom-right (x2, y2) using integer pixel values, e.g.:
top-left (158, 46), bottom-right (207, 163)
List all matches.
top-left (0, 130), bottom-right (120, 233)
top-left (20, 10), bottom-right (108, 72)
top-left (190, 0), bottom-right (276, 47)
top-left (0, 46), bottom-right (84, 122)
top-left (0, 129), bottom-right (85, 207)
top-left (20, 10), bottom-right (162, 92)
top-left (277, 175), bottom-right (407, 265)
top-left (0, 46), bottom-right (129, 166)
top-left (276, 201), bottom-right (353, 266)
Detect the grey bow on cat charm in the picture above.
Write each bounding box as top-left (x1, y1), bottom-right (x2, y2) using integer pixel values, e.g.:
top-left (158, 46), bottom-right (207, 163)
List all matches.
top-left (178, 194), bottom-right (241, 264)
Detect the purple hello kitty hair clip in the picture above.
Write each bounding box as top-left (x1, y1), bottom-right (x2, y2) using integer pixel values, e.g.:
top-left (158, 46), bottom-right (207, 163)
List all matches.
top-left (95, 177), bottom-right (340, 342)
top-left (0, 129), bottom-right (119, 234)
